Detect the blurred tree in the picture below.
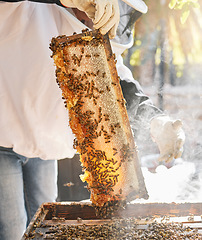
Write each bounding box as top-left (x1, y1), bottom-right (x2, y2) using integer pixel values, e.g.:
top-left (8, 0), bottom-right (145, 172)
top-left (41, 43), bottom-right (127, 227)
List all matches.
top-left (123, 0), bottom-right (202, 109)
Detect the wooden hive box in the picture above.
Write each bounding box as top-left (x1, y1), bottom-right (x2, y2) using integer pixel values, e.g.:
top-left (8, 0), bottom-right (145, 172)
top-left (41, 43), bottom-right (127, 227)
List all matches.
top-left (22, 202), bottom-right (202, 239)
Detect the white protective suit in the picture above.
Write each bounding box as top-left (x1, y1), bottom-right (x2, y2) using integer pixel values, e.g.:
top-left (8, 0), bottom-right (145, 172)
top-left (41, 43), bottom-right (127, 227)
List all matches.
top-left (0, 0), bottom-right (149, 160)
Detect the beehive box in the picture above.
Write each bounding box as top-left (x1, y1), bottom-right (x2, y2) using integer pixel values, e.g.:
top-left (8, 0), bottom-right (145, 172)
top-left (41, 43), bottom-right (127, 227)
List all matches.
top-left (22, 202), bottom-right (202, 239)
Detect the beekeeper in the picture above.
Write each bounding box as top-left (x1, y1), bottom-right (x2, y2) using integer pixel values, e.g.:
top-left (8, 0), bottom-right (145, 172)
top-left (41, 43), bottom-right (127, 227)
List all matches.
top-left (0, 0), bottom-right (185, 239)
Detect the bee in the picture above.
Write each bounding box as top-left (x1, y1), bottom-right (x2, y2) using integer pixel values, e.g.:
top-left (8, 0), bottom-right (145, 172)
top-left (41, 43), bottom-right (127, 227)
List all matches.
top-left (63, 182), bottom-right (75, 187)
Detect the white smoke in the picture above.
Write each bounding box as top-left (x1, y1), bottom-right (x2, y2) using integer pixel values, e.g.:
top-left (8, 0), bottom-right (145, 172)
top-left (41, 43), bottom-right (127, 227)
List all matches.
top-left (136, 155), bottom-right (202, 203)
top-left (133, 82), bottom-right (202, 203)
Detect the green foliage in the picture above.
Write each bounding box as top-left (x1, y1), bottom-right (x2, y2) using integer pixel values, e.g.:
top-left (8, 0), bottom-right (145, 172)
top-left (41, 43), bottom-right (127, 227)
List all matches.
top-left (169, 0), bottom-right (200, 23)
top-left (130, 40), bottom-right (142, 66)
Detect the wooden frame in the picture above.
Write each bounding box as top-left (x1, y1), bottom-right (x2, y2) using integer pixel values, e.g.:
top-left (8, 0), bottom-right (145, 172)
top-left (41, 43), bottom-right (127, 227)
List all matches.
top-left (22, 201), bottom-right (202, 239)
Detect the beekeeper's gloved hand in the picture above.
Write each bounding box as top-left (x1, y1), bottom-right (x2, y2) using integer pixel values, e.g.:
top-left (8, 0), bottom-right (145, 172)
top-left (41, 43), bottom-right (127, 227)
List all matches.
top-left (150, 115), bottom-right (185, 163)
top-left (60, 0), bottom-right (120, 39)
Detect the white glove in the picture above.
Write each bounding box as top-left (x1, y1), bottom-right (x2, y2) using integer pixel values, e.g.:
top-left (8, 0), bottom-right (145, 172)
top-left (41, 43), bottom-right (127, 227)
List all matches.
top-left (60, 0), bottom-right (120, 39)
top-left (150, 115), bottom-right (185, 163)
